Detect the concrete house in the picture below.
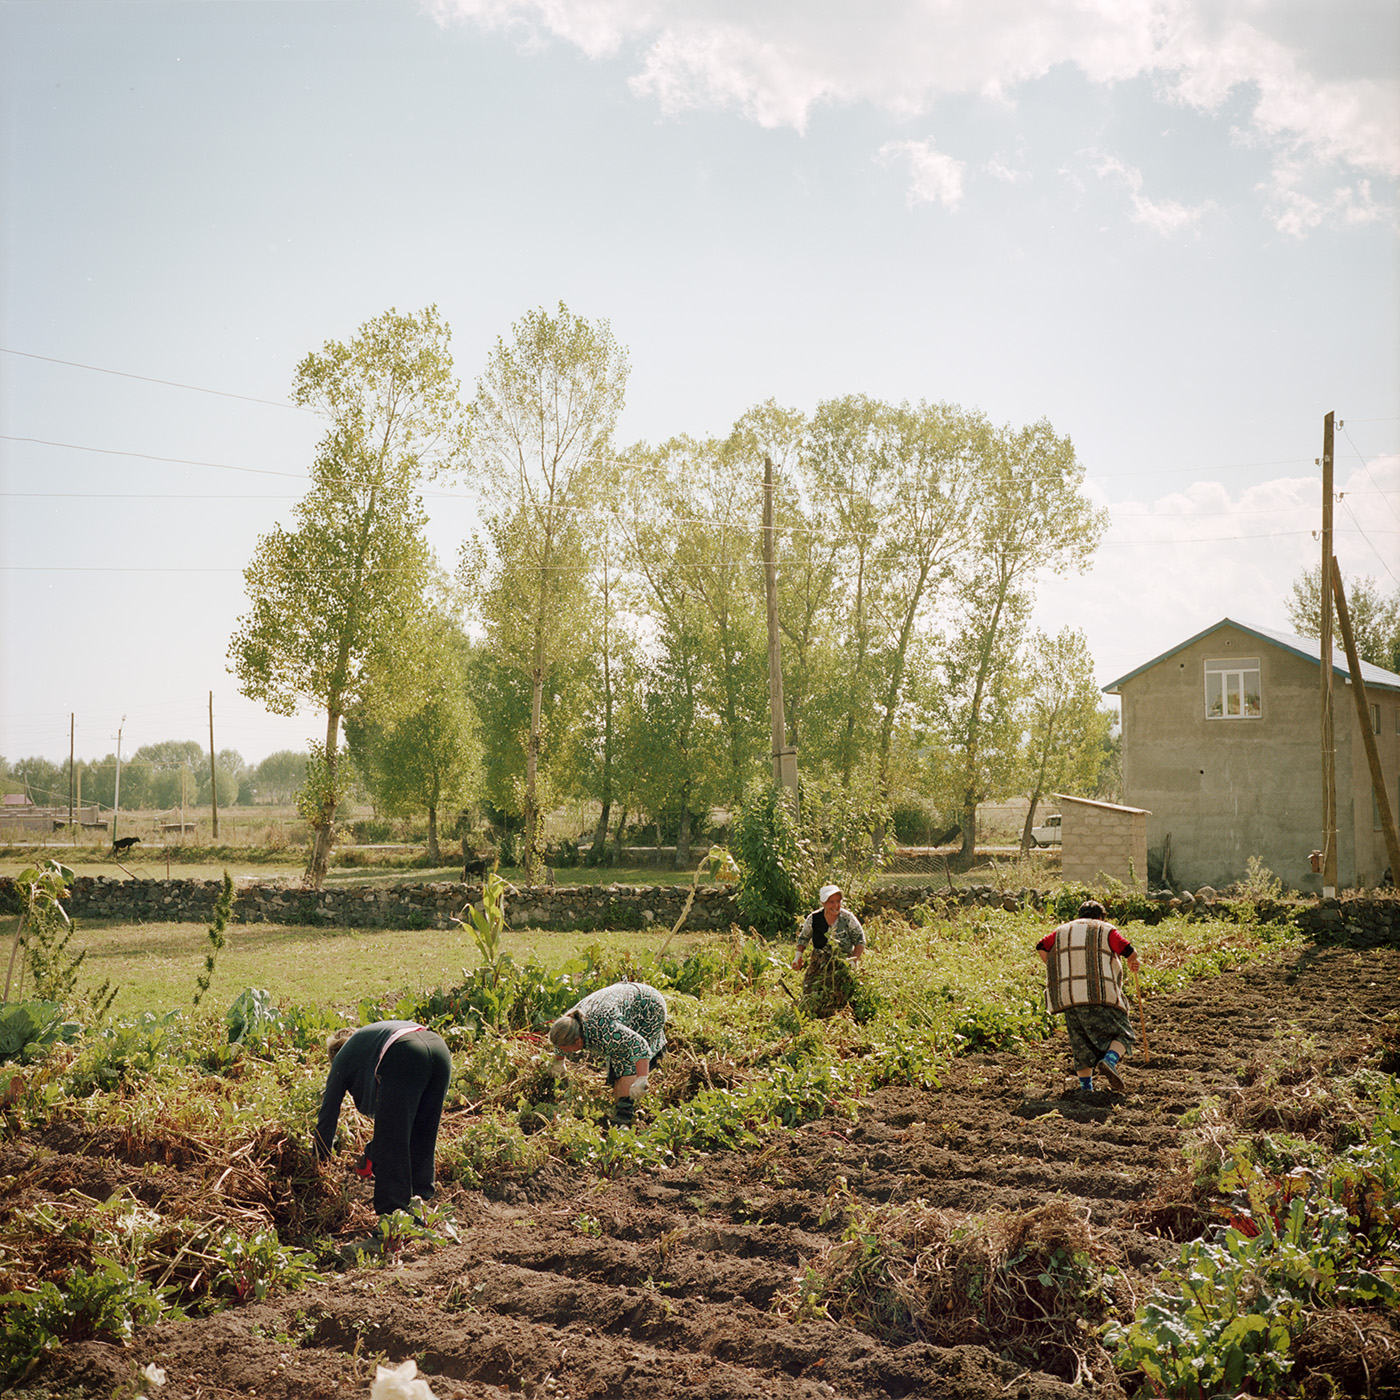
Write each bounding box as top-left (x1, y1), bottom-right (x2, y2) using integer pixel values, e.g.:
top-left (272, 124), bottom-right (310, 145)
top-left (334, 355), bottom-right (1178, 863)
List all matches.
top-left (1102, 618), bottom-right (1400, 893)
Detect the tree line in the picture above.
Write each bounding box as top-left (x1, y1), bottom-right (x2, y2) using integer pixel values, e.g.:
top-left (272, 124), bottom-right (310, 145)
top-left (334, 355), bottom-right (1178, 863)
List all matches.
top-left (0, 748), bottom-right (309, 812)
top-left (229, 305), bottom-right (1120, 888)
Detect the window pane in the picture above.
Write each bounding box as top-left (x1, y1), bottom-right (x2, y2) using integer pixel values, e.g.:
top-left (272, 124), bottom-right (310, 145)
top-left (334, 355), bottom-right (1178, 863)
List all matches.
top-left (1206, 672), bottom-right (1223, 717)
top-left (1226, 676), bottom-right (1241, 715)
top-left (1243, 669), bottom-right (1261, 717)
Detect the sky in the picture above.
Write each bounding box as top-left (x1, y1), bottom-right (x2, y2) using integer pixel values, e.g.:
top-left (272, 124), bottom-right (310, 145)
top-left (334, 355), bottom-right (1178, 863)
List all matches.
top-left (2, 0), bottom-right (1397, 784)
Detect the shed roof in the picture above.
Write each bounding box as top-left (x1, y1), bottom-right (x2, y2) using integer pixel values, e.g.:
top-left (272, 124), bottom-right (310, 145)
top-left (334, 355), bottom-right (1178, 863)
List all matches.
top-left (1052, 793), bottom-right (1151, 815)
top-left (1101, 617), bottom-right (1400, 697)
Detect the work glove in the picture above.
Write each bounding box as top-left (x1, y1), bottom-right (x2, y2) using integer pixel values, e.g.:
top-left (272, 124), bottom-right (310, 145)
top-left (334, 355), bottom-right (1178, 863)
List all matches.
top-left (628, 1075), bottom-right (650, 1100)
top-left (354, 1152), bottom-right (374, 1179)
top-left (549, 1057), bottom-right (567, 1080)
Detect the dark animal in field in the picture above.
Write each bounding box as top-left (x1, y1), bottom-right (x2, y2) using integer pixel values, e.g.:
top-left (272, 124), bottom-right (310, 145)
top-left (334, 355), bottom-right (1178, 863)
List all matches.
top-left (111, 836), bottom-right (141, 855)
top-left (463, 854), bottom-right (488, 880)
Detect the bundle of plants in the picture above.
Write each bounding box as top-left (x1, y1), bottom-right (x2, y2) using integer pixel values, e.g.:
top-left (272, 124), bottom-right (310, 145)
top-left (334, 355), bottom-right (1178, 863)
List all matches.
top-left (783, 1194), bottom-right (1123, 1387)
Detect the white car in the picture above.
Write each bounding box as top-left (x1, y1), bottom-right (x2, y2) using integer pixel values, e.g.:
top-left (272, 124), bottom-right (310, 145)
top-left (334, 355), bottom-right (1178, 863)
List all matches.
top-left (1031, 813), bottom-right (1062, 846)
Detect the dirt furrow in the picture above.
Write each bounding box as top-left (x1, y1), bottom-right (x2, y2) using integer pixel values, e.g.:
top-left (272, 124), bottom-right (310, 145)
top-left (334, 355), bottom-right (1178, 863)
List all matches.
top-left (20, 943), bottom-right (1400, 1400)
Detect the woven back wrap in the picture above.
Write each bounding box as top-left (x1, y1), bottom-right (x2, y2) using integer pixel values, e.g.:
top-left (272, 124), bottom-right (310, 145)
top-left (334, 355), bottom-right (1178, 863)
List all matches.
top-left (1046, 920), bottom-right (1128, 1014)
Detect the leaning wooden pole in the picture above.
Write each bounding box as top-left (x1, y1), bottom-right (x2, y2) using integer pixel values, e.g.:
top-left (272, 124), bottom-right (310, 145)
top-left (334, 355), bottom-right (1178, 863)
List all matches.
top-left (1331, 558), bottom-right (1400, 884)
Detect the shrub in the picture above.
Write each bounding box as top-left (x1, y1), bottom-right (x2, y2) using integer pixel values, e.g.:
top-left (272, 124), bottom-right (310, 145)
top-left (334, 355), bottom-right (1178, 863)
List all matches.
top-left (732, 783), bottom-right (814, 942)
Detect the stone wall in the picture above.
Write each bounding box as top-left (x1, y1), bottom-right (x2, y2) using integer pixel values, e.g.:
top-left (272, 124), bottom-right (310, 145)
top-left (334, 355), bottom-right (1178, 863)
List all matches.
top-left (54, 876), bottom-right (743, 933)
top-left (6, 874), bottom-right (1392, 944)
top-left (1293, 893), bottom-right (1400, 947)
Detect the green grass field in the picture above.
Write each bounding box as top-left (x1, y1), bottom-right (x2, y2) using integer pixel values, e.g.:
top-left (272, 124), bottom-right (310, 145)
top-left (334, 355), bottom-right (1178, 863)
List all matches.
top-left (34, 916), bottom-right (713, 1019)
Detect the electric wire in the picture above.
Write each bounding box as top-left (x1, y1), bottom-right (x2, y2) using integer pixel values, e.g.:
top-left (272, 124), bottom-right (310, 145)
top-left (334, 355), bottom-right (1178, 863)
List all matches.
top-left (0, 347), bottom-right (311, 411)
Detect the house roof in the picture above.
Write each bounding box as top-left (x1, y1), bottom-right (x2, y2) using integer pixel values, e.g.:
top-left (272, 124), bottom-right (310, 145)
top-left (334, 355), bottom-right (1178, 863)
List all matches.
top-left (1101, 617), bottom-right (1400, 697)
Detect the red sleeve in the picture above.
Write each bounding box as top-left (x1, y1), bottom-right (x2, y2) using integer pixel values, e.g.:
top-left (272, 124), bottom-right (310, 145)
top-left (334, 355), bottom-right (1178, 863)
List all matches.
top-left (1107, 926), bottom-right (1133, 956)
top-left (1036, 932), bottom-right (1056, 952)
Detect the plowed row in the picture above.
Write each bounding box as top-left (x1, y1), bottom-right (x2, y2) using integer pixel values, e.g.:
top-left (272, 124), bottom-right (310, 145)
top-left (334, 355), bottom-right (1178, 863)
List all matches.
top-left (24, 943), bottom-right (1400, 1400)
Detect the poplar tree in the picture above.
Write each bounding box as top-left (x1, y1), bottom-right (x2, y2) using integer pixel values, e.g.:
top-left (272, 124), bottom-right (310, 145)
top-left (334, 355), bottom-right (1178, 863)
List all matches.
top-left (464, 303), bottom-right (628, 884)
top-left (1017, 627), bottom-right (1115, 853)
top-left (228, 307), bottom-right (464, 888)
top-left (939, 419), bottom-right (1107, 859)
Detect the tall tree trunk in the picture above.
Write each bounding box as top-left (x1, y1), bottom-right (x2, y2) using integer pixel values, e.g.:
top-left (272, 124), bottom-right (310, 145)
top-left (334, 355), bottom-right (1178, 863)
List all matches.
top-left (305, 708), bottom-right (342, 890)
top-left (675, 792), bottom-right (692, 869)
top-left (589, 800), bottom-right (612, 864)
top-left (524, 594), bottom-right (546, 884)
top-left (589, 594), bottom-right (615, 864)
top-left (611, 804), bottom-right (628, 865)
top-left (957, 581), bottom-right (1010, 860)
top-left (1018, 713), bottom-right (1056, 855)
top-left (427, 803), bottom-right (440, 864)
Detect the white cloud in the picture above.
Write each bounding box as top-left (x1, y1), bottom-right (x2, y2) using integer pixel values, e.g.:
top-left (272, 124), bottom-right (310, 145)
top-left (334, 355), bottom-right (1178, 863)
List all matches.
top-left (1092, 152), bottom-right (1212, 235)
top-left (429, 0), bottom-right (1400, 196)
top-left (1259, 159), bottom-right (1386, 238)
top-left (1034, 454), bottom-right (1400, 693)
top-left (876, 138), bottom-right (965, 209)
top-left (985, 153), bottom-right (1031, 184)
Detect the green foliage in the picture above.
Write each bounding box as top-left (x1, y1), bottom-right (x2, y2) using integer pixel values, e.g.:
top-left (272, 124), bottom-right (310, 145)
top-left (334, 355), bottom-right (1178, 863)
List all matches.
top-left (192, 872), bottom-right (234, 1007)
top-left (1109, 1083), bottom-right (1400, 1396)
top-left (67, 1010), bottom-right (186, 1094)
top-left (1234, 855), bottom-right (1285, 905)
top-left (1288, 565), bottom-right (1400, 673)
top-left (5, 861), bottom-right (79, 1004)
top-left (732, 783), bottom-right (814, 941)
top-left (230, 306), bottom-right (462, 887)
top-left (1051, 880), bottom-right (1160, 926)
top-left (0, 1001), bottom-right (80, 1064)
top-left (225, 987), bottom-right (283, 1045)
top-left (438, 1114), bottom-right (550, 1188)
top-left (1, 1260), bottom-right (171, 1384)
top-left (210, 1227), bottom-right (324, 1304)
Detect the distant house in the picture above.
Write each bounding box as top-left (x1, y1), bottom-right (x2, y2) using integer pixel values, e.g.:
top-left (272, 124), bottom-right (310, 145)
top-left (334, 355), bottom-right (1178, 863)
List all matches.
top-left (1102, 618), bottom-right (1400, 892)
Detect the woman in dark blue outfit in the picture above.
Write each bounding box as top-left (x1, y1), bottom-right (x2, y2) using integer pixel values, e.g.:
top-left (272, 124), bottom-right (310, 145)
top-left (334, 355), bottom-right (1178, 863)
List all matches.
top-left (314, 1021), bottom-right (452, 1218)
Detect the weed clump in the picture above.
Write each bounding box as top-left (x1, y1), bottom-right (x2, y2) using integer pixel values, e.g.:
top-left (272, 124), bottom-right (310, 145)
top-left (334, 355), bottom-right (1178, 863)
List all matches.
top-left (780, 1191), bottom-right (1122, 1386)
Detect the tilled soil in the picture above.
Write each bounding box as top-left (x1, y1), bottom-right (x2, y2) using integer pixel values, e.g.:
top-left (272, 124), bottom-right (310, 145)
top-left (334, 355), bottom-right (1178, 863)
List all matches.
top-left (21, 944), bottom-right (1400, 1400)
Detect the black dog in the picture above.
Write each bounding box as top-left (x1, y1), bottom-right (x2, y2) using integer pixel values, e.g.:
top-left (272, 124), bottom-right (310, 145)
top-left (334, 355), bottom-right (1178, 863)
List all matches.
top-left (463, 854), bottom-right (487, 880)
top-left (111, 836), bottom-right (141, 855)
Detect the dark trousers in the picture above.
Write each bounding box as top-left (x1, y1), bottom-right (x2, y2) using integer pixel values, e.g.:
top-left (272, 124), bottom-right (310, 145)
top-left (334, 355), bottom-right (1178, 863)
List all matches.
top-left (370, 1030), bottom-right (452, 1217)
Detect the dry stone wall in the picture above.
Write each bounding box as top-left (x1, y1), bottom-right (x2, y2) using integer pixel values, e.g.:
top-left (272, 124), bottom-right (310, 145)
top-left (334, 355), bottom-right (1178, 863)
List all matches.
top-left (5, 875), bottom-right (1393, 944)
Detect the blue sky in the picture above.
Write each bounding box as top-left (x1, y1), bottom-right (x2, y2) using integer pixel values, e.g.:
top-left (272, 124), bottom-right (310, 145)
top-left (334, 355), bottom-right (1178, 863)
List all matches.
top-left (2, 0), bottom-right (1397, 776)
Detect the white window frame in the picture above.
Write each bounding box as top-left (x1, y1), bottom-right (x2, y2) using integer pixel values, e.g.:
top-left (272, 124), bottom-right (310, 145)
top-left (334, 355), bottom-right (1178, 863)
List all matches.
top-left (1205, 657), bottom-right (1262, 720)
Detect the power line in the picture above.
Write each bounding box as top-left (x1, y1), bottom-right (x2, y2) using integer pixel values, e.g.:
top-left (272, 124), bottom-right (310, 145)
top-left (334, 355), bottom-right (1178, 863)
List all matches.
top-left (0, 435), bottom-right (311, 480)
top-left (0, 348), bottom-right (310, 411)
top-left (1338, 498), bottom-right (1400, 588)
top-left (1341, 423), bottom-right (1400, 530)
top-left (4, 526), bottom-right (1394, 577)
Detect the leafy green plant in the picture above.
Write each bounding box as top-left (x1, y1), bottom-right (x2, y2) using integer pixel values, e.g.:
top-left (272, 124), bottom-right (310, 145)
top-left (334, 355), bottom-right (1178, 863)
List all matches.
top-left (0, 1000), bottom-right (79, 1064)
top-left (3, 860), bottom-right (99, 1007)
top-left (1109, 1084), bottom-right (1400, 1396)
top-left (192, 872), bottom-right (235, 1008)
top-left (67, 1009), bottom-right (186, 1093)
top-left (731, 783), bottom-right (814, 941)
top-left (1, 1260), bottom-right (172, 1384)
top-left (225, 987), bottom-right (284, 1045)
top-left (210, 1227), bottom-right (324, 1304)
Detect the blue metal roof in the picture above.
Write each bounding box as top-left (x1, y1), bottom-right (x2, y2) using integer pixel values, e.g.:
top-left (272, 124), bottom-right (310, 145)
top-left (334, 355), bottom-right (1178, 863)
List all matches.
top-left (1101, 617), bottom-right (1400, 696)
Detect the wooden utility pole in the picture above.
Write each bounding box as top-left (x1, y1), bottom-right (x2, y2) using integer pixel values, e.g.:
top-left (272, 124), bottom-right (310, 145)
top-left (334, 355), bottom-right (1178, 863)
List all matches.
top-left (1331, 558), bottom-right (1400, 884)
top-left (112, 717), bottom-right (125, 846)
top-left (762, 454), bottom-right (798, 798)
top-left (68, 713), bottom-right (75, 841)
top-left (1319, 412), bottom-right (1337, 896)
top-left (209, 691), bottom-right (220, 840)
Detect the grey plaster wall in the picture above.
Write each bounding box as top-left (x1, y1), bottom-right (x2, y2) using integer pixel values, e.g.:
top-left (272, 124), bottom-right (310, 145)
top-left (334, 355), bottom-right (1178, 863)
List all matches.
top-left (1120, 625), bottom-right (1399, 891)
